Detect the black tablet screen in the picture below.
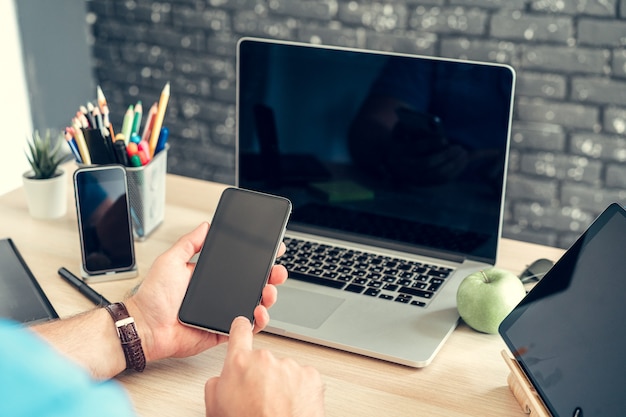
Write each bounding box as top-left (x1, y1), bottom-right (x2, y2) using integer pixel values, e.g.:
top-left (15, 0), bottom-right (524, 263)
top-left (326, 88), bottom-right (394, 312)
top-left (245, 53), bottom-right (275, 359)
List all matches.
top-left (499, 203), bottom-right (626, 416)
top-left (0, 238), bottom-right (58, 324)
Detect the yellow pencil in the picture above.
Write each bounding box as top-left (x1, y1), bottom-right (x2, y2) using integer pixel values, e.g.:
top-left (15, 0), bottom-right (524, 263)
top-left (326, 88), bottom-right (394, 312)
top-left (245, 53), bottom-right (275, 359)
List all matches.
top-left (149, 82), bottom-right (170, 157)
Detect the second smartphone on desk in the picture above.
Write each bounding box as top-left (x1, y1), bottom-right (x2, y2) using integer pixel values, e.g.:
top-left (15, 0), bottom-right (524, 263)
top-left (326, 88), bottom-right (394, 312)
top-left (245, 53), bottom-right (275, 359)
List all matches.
top-left (179, 187), bottom-right (292, 335)
top-left (74, 165), bottom-right (138, 282)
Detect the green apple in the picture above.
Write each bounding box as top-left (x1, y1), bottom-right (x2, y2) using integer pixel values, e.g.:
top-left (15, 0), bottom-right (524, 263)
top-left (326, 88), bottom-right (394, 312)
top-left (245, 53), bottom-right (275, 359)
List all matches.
top-left (456, 267), bottom-right (526, 334)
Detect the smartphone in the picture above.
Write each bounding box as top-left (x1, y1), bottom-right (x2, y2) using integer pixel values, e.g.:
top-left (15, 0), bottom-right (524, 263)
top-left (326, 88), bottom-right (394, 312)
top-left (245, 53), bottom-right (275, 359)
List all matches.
top-left (73, 165), bottom-right (137, 282)
top-left (178, 187), bottom-right (292, 335)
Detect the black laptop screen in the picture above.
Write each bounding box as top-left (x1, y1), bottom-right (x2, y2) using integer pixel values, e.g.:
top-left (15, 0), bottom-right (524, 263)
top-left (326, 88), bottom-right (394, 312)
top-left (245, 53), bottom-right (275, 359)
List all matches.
top-left (237, 38), bottom-right (515, 263)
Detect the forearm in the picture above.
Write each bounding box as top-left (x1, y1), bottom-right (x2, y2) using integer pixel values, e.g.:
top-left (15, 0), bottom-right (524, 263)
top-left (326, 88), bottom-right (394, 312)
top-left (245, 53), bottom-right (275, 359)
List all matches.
top-left (31, 307), bottom-right (128, 380)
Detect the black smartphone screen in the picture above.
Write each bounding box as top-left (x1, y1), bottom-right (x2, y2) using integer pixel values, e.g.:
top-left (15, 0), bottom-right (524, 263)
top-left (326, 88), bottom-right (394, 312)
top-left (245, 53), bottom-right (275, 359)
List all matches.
top-left (178, 187), bottom-right (292, 334)
top-left (74, 165), bottom-right (136, 275)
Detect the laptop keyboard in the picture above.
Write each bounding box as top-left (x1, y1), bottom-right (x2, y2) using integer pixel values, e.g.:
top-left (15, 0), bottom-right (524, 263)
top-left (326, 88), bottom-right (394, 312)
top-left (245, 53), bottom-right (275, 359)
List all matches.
top-left (278, 237), bottom-right (455, 307)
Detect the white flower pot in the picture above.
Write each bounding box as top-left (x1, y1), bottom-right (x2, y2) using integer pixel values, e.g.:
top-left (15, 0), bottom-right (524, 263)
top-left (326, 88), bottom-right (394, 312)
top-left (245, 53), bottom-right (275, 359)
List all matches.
top-left (22, 169), bottom-right (68, 219)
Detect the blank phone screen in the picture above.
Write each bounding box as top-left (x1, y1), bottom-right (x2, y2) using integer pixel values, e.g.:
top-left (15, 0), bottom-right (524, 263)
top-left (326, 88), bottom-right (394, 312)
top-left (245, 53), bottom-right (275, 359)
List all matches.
top-left (74, 166), bottom-right (135, 274)
top-left (179, 187), bottom-right (291, 334)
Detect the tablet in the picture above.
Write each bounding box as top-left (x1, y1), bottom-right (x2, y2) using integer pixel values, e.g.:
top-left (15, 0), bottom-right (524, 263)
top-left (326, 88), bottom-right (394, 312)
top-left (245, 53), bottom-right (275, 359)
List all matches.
top-left (0, 238), bottom-right (58, 324)
top-left (499, 203), bottom-right (626, 417)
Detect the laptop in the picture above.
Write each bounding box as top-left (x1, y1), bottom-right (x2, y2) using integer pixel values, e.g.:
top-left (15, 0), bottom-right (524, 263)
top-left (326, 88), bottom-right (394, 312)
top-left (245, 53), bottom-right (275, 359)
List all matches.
top-left (236, 37), bottom-right (516, 367)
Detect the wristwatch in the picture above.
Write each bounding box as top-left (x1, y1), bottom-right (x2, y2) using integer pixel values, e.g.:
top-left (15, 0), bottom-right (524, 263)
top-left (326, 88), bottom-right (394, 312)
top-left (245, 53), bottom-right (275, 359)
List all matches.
top-left (105, 302), bottom-right (146, 372)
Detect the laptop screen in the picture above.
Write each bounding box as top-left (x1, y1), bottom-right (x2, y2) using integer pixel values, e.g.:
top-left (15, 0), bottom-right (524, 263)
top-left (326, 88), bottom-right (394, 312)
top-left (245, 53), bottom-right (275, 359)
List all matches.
top-left (237, 38), bottom-right (515, 263)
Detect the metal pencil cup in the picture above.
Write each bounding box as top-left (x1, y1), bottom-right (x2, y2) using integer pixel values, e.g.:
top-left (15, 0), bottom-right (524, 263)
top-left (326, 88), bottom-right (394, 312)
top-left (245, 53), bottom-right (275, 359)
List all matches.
top-left (126, 145), bottom-right (168, 240)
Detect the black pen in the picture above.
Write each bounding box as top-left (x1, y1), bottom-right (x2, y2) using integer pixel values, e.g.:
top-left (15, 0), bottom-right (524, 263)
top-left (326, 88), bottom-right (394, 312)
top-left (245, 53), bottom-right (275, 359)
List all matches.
top-left (58, 267), bottom-right (111, 306)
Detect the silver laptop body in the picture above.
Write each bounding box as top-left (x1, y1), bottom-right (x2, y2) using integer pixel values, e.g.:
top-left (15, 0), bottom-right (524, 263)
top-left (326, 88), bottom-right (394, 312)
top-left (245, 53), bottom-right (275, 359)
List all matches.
top-left (236, 37), bottom-right (515, 367)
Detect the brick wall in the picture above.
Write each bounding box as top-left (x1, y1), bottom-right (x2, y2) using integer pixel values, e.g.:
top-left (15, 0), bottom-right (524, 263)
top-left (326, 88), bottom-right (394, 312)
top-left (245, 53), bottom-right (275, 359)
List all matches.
top-left (86, 0), bottom-right (626, 249)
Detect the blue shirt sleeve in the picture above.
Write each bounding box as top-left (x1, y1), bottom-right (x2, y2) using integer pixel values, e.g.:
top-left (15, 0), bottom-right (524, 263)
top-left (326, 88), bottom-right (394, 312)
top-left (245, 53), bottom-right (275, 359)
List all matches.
top-left (0, 320), bottom-right (136, 417)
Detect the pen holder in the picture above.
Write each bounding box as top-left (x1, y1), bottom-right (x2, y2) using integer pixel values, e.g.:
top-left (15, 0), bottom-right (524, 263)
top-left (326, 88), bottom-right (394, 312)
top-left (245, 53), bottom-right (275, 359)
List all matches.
top-left (126, 144), bottom-right (168, 240)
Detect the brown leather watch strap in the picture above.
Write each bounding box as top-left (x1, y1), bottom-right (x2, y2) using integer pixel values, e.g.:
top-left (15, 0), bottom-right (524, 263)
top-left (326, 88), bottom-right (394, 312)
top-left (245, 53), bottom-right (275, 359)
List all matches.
top-left (105, 302), bottom-right (146, 372)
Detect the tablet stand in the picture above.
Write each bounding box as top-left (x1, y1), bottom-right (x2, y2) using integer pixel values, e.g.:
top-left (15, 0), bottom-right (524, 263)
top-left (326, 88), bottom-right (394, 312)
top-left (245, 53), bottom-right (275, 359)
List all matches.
top-left (501, 350), bottom-right (552, 417)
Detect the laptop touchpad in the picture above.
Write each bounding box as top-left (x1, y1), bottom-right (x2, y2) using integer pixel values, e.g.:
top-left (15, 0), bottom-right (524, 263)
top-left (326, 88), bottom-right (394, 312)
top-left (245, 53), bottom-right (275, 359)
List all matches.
top-left (270, 287), bottom-right (344, 329)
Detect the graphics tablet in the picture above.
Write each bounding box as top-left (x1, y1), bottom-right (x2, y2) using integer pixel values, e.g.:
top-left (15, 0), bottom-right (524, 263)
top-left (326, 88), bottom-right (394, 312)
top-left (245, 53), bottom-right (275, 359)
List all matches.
top-left (499, 203), bottom-right (626, 417)
top-left (0, 238), bottom-right (58, 324)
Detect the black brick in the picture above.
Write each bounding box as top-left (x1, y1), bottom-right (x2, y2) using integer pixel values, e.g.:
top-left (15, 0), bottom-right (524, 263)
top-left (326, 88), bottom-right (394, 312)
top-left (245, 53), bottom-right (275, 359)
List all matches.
top-left (452, 0), bottom-right (525, 9)
top-left (530, 0), bottom-right (617, 16)
top-left (611, 48), bottom-right (626, 78)
top-left (172, 8), bottom-right (231, 33)
top-left (512, 202), bottom-right (595, 235)
top-left (491, 11), bottom-right (573, 43)
top-left (440, 37), bottom-right (516, 63)
top-left (579, 18), bottom-right (626, 47)
top-left (505, 173), bottom-right (559, 202)
top-left (296, 26), bottom-right (363, 48)
top-left (572, 76), bottom-right (626, 106)
top-left (515, 97), bottom-right (600, 130)
top-left (519, 152), bottom-right (602, 184)
top-left (364, 31), bottom-right (436, 55)
top-left (406, 0), bottom-right (445, 5)
top-left (408, 6), bottom-right (488, 35)
top-left (207, 34), bottom-right (239, 57)
top-left (271, 0), bottom-right (338, 21)
top-left (338, 3), bottom-right (408, 32)
top-left (606, 163), bottom-right (626, 188)
top-left (233, 11), bottom-right (295, 39)
top-left (520, 45), bottom-right (607, 74)
top-left (510, 121), bottom-right (566, 151)
top-left (561, 182), bottom-right (626, 212)
top-left (570, 133), bottom-right (626, 161)
top-left (515, 71), bottom-right (567, 99)
top-left (604, 106), bottom-right (626, 134)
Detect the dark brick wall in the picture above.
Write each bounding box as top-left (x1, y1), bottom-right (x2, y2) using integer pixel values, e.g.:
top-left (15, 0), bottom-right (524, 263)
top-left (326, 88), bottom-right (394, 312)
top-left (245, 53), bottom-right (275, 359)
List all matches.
top-left (85, 0), bottom-right (626, 249)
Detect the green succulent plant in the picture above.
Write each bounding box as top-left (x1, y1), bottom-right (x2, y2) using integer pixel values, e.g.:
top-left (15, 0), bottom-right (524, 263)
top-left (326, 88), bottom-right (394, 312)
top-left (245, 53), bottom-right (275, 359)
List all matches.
top-left (25, 129), bottom-right (69, 179)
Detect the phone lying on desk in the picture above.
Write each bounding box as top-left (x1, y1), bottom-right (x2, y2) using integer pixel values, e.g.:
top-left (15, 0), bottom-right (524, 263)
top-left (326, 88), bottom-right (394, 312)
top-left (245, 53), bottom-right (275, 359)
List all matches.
top-left (74, 165), bottom-right (138, 282)
top-left (178, 187), bottom-right (292, 335)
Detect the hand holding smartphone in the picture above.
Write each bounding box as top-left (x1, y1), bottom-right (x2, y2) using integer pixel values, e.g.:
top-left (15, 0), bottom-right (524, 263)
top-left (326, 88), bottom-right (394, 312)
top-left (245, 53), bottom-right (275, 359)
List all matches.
top-left (178, 187), bottom-right (292, 335)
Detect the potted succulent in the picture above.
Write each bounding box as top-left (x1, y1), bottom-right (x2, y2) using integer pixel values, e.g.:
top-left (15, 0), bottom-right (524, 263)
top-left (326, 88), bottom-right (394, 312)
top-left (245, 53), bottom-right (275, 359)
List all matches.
top-left (22, 129), bottom-right (71, 219)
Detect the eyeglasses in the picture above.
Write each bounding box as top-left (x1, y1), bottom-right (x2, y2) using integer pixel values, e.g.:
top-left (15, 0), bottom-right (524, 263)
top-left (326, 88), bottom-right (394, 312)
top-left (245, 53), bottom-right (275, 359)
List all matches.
top-left (519, 258), bottom-right (554, 284)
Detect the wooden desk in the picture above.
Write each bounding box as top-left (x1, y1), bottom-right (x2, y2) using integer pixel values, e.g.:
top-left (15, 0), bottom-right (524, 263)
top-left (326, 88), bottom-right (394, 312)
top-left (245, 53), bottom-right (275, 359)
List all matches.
top-left (0, 167), bottom-right (564, 417)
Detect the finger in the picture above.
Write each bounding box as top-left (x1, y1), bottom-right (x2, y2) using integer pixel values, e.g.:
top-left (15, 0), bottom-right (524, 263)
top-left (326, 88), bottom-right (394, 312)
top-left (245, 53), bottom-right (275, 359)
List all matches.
top-left (276, 241), bottom-right (286, 257)
top-left (170, 222), bottom-right (209, 262)
top-left (204, 376), bottom-right (219, 414)
top-left (267, 264), bottom-right (288, 286)
top-left (227, 316), bottom-right (254, 355)
top-left (253, 305), bottom-right (270, 333)
top-left (260, 284), bottom-right (278, 308)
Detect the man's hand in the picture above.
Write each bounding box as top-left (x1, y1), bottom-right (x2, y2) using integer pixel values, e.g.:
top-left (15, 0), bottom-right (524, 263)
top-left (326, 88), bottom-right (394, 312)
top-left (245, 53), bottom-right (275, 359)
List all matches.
top-left (204, 317), bottom-right (325, 417)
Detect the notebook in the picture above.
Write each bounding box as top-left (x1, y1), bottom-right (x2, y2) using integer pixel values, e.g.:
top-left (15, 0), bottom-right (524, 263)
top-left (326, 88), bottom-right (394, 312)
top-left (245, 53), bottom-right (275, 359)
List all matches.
top-left (236, 37), bottom-right (515, 367)
top-left (0, 238), bottom-right (58, 324)
top-left (500, 203), bottom-right (626, 416)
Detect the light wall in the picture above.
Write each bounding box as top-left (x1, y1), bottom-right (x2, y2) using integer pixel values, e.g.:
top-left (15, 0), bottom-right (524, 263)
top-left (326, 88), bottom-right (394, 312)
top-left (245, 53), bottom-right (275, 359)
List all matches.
top-left (0, 0), bottom-right (32, 195)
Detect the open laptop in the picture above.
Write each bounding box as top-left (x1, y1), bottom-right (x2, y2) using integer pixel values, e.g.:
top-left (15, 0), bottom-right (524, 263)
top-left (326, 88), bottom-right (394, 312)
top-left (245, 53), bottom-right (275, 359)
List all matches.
top-left (236, 37), bottom-right (515, 367)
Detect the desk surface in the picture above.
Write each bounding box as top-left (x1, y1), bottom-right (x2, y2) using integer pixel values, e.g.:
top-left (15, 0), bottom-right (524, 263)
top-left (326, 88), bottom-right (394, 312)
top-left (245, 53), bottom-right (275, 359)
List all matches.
top-left (0, 165), bottom-right (564, 417)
